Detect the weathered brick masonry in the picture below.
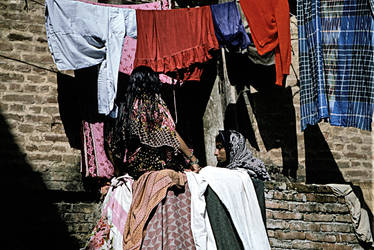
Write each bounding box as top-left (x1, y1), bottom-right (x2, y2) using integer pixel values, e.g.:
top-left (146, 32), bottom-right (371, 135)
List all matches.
top-left (265, 182), bottom-right (365, 249)
top-left (0, 0), bottom-right (372, 248)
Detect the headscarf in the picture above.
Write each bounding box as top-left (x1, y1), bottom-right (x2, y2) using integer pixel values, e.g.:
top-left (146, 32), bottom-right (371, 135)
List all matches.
top-left (217, 130), bottom-right (270, 181)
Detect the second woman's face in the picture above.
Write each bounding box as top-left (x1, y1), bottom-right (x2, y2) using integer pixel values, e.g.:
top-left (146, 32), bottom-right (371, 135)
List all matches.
top-left (214, 142), bottom-right (227, 163)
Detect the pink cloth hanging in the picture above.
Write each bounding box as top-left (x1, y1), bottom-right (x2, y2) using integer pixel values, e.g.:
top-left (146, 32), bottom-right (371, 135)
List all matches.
top-left (81, 121), bottom-right (114, 179)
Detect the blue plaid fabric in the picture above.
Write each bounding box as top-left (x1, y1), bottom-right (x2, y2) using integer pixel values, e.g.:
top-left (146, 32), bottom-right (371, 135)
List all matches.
top-left (298, 0), bottom-right (374, 131)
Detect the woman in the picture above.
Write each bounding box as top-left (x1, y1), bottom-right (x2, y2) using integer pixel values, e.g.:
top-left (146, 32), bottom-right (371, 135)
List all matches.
top-left (106, 66), bottom-right (200, 178)
top-left (214, 130), bottom-right (270, 181)
top-left (87, 66), bottom-right (200, 249)
top-left (195, 130), bottom-right (270, 250)
top-left (213, 129), bottom-right (269, 225)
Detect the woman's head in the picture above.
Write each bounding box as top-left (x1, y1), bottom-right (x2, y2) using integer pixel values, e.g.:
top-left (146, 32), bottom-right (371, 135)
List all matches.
top-left (127, 66), bottom-right (162, 98)
top-left (114, 67), bottom-right (163, 152)
top-left (214, 130), bottom-right (271, 180)
top-left (214, 130), bottom-right (232, 167)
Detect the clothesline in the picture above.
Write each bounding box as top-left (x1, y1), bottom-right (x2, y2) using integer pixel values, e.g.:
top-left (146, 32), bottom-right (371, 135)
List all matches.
top-left (44, 0), bottom-right (291, 117)
top-left (0, 53), bottom-right (58, 73)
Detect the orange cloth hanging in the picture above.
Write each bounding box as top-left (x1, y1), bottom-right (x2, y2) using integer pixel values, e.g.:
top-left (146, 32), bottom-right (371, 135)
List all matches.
top-left (240, 0), bottom-right (291, 86)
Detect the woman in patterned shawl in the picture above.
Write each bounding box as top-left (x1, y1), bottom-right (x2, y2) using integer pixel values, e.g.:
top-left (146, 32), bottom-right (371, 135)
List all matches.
top-left (201, 130), bottom-right (270, 249)
top-left (215, 130), bottom-right (270, 180)
top-left (106, 66), bottom-right (200, 179)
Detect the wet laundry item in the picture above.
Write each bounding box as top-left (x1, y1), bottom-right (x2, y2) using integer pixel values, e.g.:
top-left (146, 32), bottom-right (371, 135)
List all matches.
top-left (120, 36), bottom-right (177, 85)
top-left (78, 0), bottom-right (177, 84)
top-left (247, 45), bottom-right (275, 66)
top-left (81, 121), bottom-right (115, 179)
top-left (298, 0), bottom-right (374, 131)
top-left (210, 1), bottom-right (251, 50)
top-left (134, 6), bottom-right (219, 81)
top-left (232, 0), bottom-right (275, 65)
top-left (239, 0), bottom-right (291, 85)
top-left (45, 0), bottom-right (137, 116)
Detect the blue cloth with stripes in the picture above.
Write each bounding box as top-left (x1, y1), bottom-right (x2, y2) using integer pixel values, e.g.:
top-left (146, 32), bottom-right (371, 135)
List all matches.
top-left (298, 0), bottom-right (374, 131)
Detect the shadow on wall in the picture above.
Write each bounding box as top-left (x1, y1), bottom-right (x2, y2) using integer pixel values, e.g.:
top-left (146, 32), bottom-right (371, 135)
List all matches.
top-left (223, 51), bottom-right (299, 180)
top-left (1, 110), bottom-right (80, 249)
top-left (304, 125), bottom-right (346, 184)
top-left (162, 59), bottom-right (218, 166)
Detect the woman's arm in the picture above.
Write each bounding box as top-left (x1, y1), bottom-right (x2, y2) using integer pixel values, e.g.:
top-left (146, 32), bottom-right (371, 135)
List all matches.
top-left (175, 131), bottom-right (201, 173)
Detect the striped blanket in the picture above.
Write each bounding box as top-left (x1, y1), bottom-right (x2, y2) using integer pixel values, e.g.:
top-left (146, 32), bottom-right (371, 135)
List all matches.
top-left (298, 0), bottom-right (374, 131)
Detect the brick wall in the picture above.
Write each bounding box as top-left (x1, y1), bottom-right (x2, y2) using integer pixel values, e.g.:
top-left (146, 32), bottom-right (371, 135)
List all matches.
top-left (0, 0), bottom-right (83, 192)
top-left (265, 182), bottom-right (366, 250)
top-left (0, 0), bottom-right (372, 248)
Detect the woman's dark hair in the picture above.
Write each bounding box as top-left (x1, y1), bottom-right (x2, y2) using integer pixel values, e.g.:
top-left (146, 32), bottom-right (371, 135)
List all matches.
top-left (215, 130), bottom-right (232, 164)
top-left (111, 66), bottom-right (162, 158)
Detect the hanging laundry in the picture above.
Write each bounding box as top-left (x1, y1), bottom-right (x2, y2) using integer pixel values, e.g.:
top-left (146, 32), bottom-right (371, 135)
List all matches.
top-left (246, 45), bottom-right (275, 66)
top-left (81, 121), bottom-right (115, 179)
top-left (210, 1), bottom-right (251, 50)
top-left (78, 0), bottom-right (177, 84)
top-left (120, 36), bottom-right (177, 85)
top-left (239, 0), bottom-right (291, 85)
top-left (134, 6), bottom-right (219, 81)
top-left (298, 0), bottom-right (374, 131)
top-left (78, 0), bottom-right (168, 8)
top-left (228, 0), bottom-right (275, 65)
top-left (45, 0), bottom-right (136, 116)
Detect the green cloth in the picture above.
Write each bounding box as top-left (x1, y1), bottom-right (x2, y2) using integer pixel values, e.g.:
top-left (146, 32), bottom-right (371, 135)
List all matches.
top-left (205, 186), bottom-right (244, 250)
top-left (251, 177), bottom-right (266, 226)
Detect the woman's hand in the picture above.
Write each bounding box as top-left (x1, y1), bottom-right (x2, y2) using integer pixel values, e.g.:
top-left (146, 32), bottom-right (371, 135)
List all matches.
top-left (100, 182), bottom-right (111, 199)
top-left (190, 163), bottom-right (201, 173)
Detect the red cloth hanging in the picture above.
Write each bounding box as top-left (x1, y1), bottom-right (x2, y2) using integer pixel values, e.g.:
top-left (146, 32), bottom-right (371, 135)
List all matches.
top-left (240, 0), bottom-right (291, 86)
top-left (134, 6), bottom-right (219, 81)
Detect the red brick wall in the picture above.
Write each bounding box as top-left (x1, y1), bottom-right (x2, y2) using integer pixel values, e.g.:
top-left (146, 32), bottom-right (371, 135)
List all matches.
top-left (265, 182), bottom-right (364, 249)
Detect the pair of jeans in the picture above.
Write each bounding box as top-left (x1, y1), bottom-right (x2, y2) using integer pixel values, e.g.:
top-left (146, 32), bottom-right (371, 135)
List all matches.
top-left (45, 0), bottom-right (137, 116)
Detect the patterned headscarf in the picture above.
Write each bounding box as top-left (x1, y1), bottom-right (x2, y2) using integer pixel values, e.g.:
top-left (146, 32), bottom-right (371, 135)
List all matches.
top-left (217, 130), bottom-right (270, 181)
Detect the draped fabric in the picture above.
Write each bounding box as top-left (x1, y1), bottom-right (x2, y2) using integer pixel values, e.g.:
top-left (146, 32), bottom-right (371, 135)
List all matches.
top-left (85, 175), bottom-right (133, 249)
top-left (134, 6), bottom-right (219, 81)
top-left (298, 0), bottom-right (374, 131)
top-left (123, 170), bottom-right (186, 250)
top-left (197, 167), bottom-right (271, 250)
top-left (45, 0), bottom-right (137, 116)
top-left (142, 183), bottom-right (196, 249)
top-left (205, 186), bottom-right (244, 250)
